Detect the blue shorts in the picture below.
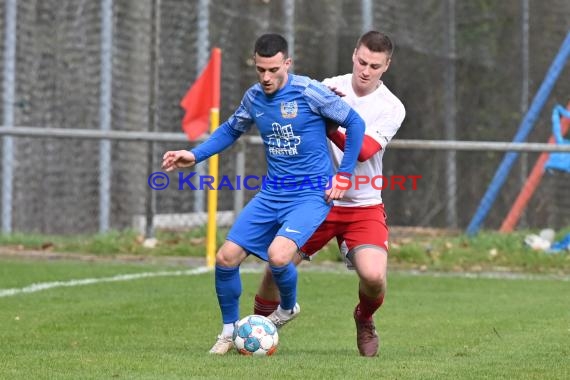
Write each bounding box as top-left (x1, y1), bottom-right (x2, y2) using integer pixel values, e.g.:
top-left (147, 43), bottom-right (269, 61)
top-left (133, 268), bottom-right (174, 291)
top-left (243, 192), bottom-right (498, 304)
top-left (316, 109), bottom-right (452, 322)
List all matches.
top-left (226, 194), bottom-right (332, 261)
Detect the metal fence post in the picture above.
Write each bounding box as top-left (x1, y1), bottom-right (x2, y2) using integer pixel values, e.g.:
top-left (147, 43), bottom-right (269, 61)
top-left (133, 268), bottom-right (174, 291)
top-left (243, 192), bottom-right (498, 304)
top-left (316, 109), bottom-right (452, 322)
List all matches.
top-left (1, 0), bottom-right (17, 233)
top-left (145, 0), bottom-right (161, 240)
top-left (99, 0), bottom-right (113, 233)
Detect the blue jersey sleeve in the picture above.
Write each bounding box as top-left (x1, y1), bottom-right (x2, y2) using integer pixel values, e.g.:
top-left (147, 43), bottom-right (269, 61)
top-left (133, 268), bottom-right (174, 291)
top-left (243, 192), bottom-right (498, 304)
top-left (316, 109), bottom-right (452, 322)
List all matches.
top-left (337, 109), bottom-right (365, 175)
top-left (303, 80), bottom-right (365, 175)
top-left (190, 88), bottom-right (257, 163)
top-left (225, 87), bottom-right (256, 133)
top-left (304, 80), bottom-right (352, 123)
top-left (190, 122), bottom-right (243, 163)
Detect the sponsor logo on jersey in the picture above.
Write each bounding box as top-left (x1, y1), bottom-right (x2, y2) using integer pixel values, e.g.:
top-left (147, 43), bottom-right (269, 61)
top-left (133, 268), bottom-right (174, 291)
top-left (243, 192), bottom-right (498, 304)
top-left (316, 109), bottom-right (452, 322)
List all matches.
top-left (280, 101), bottom-right (298, 119)
top-left (266, 122), bottom-right (301, 156)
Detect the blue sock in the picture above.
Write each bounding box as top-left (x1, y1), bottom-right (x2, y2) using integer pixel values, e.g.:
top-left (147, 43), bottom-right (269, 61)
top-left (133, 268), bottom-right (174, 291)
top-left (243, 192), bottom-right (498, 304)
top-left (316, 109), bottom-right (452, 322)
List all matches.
top-left (215, 265), bottom-right (241, 324)
top-left (269, 262), bottom-right (297, 310)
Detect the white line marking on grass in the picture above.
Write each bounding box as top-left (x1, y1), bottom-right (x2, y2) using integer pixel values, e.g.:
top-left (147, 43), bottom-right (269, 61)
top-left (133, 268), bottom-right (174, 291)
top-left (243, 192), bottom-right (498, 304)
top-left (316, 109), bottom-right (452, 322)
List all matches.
top-left (0, 266), bottom-right (265, 298)
top-left (0, 266), bottom-right (221, 298)
top-left (1, 262), bottom-right (567, 299)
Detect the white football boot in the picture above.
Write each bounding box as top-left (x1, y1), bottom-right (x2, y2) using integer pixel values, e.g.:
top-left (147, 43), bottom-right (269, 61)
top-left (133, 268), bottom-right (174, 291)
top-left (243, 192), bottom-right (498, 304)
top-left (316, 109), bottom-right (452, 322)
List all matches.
top-left (208, 334), bottom-right (234, 355)
top-left (267, 303), bottom-right (301, 328)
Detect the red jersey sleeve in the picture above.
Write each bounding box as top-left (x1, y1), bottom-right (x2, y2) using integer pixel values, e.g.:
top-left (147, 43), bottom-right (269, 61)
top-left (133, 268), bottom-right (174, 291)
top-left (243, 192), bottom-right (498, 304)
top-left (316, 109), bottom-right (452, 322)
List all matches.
top-left (327, 130), bottom-right (381, 162)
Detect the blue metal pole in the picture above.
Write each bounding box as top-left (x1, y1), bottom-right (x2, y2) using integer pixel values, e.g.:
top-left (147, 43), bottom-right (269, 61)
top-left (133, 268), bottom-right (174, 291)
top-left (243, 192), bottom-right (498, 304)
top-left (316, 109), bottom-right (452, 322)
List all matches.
top-left (466, 31), bottom-right (570, 235)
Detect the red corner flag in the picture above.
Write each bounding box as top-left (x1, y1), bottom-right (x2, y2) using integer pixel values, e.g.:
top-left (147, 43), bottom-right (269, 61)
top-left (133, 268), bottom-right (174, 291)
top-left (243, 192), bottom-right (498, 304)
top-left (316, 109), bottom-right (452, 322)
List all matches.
top-left (180, 48), bottom-right (221, 140)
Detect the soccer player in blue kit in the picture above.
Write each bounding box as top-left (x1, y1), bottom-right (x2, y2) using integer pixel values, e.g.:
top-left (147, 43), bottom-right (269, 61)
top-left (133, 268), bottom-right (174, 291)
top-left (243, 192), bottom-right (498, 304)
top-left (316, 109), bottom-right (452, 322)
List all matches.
top-left (161, 33), bottom-right (365, 354)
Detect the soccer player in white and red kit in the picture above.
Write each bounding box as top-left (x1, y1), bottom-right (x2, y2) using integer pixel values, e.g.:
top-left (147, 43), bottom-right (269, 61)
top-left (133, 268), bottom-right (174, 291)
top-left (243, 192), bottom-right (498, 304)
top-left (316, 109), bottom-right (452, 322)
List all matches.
top-left (253, 31), bottom-right (406, 357)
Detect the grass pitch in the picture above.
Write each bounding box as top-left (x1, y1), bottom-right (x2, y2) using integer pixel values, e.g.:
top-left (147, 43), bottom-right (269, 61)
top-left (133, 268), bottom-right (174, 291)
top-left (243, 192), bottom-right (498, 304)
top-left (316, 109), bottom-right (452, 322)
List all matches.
top-left (0, 258), bottom-right (568, 379)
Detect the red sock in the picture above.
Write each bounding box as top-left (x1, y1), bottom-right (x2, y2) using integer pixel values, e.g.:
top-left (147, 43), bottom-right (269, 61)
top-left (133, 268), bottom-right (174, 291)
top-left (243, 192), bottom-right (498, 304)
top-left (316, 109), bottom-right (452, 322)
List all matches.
top-left (254, 294), bottom-right (280, 317)
top-left (355, 291), bottom-right (384, 321)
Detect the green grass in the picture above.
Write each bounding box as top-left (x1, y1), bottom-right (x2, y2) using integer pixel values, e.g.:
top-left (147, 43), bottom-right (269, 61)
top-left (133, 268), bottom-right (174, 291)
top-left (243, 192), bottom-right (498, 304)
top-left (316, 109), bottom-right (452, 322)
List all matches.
top-left (0, 229), bottom-right (221, 257)
top-left (390, 229), bottom-right (570, 273)
top-left (1, 227), bottom-right (569, 273)
top-left (0, 258), bottom-right (568, 379)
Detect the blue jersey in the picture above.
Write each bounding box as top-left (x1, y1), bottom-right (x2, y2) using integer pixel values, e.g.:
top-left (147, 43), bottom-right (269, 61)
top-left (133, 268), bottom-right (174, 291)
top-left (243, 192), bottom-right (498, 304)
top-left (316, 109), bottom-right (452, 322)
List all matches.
top-left (192, 73), bottom-right (364, 200)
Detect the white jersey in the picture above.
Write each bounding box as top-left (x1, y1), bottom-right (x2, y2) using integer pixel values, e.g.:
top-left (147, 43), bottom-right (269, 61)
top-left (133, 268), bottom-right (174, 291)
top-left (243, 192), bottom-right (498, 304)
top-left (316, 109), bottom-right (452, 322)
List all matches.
top-left (323, 74), bottom-right (405, 206)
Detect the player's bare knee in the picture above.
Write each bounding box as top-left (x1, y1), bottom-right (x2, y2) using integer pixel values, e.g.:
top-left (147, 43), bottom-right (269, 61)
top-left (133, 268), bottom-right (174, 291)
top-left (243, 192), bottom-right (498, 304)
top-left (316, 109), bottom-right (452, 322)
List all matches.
top-left (215, 250), bottom-right (231, 266)
top-left (267, 246), bottom-right (294, 267)
top-left (215, 241), bottom-right (247, 267)
top-left (360, 271), bottom-right (386, 292)
top-left (215, 248), bottom-right (241, 267)
top-left (267, 254), bottom-right (289, 267)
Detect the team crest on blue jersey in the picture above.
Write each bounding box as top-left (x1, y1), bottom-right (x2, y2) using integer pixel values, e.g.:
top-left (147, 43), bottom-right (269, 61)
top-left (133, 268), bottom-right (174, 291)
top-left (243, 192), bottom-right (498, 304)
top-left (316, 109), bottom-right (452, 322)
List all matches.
top-left (280, 101), bottom-right (298, 119)
top-left (266, 122), bottom-right (301, 156)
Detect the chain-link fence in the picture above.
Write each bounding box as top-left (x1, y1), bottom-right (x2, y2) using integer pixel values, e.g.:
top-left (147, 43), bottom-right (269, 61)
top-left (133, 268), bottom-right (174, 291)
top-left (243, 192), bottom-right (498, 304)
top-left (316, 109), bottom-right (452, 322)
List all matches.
top-left (1, 0), bottom-right (569, 235)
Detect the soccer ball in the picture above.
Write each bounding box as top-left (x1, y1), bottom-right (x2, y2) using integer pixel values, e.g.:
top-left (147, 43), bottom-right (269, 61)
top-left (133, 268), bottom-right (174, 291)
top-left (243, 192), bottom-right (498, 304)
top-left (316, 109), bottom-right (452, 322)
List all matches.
top-left (232, 315), bottom-right (279, 356)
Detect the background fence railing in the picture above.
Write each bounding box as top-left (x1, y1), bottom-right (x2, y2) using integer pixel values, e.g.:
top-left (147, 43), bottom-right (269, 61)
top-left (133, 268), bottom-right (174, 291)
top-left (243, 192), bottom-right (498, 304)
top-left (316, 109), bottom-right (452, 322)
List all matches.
top-left (1, 127), bottom-right (569, 235)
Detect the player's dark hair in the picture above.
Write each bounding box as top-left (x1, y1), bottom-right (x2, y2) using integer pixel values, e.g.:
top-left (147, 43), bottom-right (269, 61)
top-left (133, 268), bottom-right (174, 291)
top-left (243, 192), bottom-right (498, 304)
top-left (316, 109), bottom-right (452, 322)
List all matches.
top-left (254, 33), bottom-right (289, 58)
top-left (356, 31), bottom-right (393, 57)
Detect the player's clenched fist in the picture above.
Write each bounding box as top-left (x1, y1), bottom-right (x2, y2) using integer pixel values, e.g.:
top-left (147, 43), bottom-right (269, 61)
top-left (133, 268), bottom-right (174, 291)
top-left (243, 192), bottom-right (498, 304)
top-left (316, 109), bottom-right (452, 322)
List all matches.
top-left (161, 150), bottom-right (196, 172)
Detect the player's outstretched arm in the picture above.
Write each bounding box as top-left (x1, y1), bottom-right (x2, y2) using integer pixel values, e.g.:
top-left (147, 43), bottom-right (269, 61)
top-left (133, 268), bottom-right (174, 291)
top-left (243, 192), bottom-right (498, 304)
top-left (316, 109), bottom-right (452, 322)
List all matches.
top-left (327, 130), bottom-right (382, 162)
top-left (337, 109), bottom-right (365, 174)
top-left (161, 150), bottom-right (196, 172)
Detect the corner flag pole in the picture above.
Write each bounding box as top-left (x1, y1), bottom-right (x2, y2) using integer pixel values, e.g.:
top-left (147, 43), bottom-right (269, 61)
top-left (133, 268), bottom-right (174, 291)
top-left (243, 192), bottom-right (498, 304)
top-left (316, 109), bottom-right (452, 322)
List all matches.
top-left (206, 48), bottom-right (221, 268)
top-left (206, 107), bottom-right (220, 268)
